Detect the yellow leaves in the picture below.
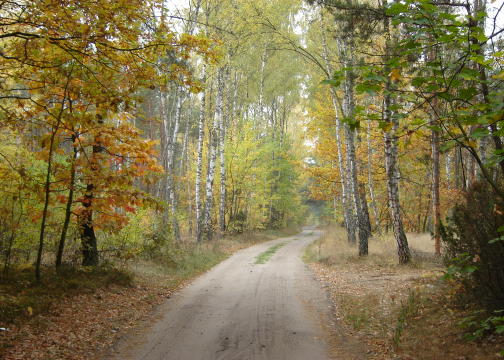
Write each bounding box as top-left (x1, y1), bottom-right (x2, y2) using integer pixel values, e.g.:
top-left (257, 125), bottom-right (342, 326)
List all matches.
top-left (381, 122), bottom-right (393, 132)
top-left (466, 140), bottom-right (478, 148)
top-left (493, 70), bottom-right (504, 80)
top-left (390, 68), bottom-right (402, 81)
top-left (27, 306), bottom-right (33, 316)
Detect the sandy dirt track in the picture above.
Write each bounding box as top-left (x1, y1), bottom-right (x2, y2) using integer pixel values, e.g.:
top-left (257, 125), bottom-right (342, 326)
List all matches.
top-left (108, 230), bottom-right (335, 360)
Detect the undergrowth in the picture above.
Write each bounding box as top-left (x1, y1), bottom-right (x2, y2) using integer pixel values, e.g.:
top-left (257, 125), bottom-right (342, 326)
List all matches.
top-left (0, 265), bottom-right (132, 324)
top-left (392, 290), bottom-right (422, 350)
top-left (306, 226), bottom-right (504, 359)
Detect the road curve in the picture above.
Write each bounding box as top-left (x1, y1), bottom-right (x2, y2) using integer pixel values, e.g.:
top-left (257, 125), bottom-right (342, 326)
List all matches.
top-left (109, 230), bottom-right (332, 360)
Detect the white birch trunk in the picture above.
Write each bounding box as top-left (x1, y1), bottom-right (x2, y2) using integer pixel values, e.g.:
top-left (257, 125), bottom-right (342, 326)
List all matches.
top-left (320, 18), bottom-right (355, 242)
top-left (367, 119), bottom-right (380, 233)
top-left (445, 150), bottom-right (452, 189)
top-left (219, 67), bottom-right (230, 233)
top-left (383, 93), bottom-right (411, 263)
top-left (195, 66), bottom-right (206, 242)
top-left (340, 35), bottom-right (370, 254)
top-left (202, 68), bottom-right (224, 241)
top-left (383, 8), bottom-right (411, 264)
top-left (166, 91), bottom-right (183, 241)
top-left (431, 128), bottom-right (441, 255)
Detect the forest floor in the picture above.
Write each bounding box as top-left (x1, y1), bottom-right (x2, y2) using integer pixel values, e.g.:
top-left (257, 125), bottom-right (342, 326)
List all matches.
top-left (305, 226), bottom-right (504, 360)
top-left (0, 228), bottom-right (297, 360)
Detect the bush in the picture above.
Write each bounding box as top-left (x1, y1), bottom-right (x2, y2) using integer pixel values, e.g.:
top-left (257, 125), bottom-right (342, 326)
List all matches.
top-left (440, 181), bottom-right (504, 310)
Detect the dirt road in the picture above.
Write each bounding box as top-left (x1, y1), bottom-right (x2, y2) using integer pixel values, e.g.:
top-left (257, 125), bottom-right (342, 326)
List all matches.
top-left (109, 230), bottom-right (334, 360)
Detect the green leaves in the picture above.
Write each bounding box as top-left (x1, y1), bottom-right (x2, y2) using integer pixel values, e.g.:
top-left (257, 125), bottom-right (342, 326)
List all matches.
top-left (443, 253), bottom-right (477, 281)
top-left (321, 70), bottom-right (344, 88)
top-left (320, 78), bottom-right (341, 87)
top-left (386, 2), bottom-right (409, 16)
top-left (356, 82), bottom-right (381, 96)
top-left (459, 310), bottom-right (504, 341)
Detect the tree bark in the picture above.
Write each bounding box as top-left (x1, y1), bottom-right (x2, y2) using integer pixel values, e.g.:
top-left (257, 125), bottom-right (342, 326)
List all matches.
top-left (383, 93), bottom-right (411, 264)
top-left (431, 128), bottom-right (441, 255)
top-left (36, 126), bottom-right (59, 279)
top-left (445, 150), bottom-right (452, 189)
top-left (219, 67), bottom-right (230, 234)
top-left (195, 66), bottom-right (206, 242)
top-left (166, 90), bottom-right (183, 241)
top-left (202, 68), bottom-right (224, 241)
top-left (36, 86), bottom-right (68, 279)
top-left (80, 116), bottom-right (104, 267)
top-left (367, 119), bottom-right (380, 233)
top-left (56, 133), bottom-right (78, 268)
top-left (320, 16), bottom-right (355, 243)
top-left (358, 183), bottom-right (371, 256)
top-left (340, 34), bottom-right (371, 251)
top-left (383, 11), bottom-right (411, 264)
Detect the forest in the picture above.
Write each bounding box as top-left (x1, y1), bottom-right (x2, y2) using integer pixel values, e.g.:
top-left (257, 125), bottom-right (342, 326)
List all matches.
top-left (0, 0), bottom-right (503, 359)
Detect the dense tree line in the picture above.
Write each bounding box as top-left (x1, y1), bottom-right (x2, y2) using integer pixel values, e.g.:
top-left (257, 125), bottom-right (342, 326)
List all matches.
top-left (0, 0), bottom-right (307, 278)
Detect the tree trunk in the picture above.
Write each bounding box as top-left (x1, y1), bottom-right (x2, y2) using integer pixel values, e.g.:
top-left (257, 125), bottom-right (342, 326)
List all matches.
top-left (427, 43), bottom-right (441, 255)
top-left (340, 34), bottom-right (371, 251)
top-left (383, 6), bottom-right (411, 264)
top-left (383, 97), bottom-right (411, 264)
top-left (445, 150), bottom-right (452, 189)
top-left (202, 68), bottom-right (224, 241)
top-left (80, 116), bottom-right (104, 267)
top-left (320, 17), bottom-right (355, 243)
top-left (431, 128), bottom-right (441, 255)
top-left (367, 119), bottom-right (380, 233)
top-left (36, 101), bottom-right (66, 280)
top-left (466, 1), bottom-right (504, 176)
top-left (166, 91), bottom-right (183, 241)
top-left (219, 67), bottom-right (230, 234)
top-left (455, 146), bottom-right (464, 190)
top-left (358, 183), bottom-right (371, 256)
top-left (56, 134), bottom-right (78, 268)
top-left (195, 70), bottom-right (206, 242)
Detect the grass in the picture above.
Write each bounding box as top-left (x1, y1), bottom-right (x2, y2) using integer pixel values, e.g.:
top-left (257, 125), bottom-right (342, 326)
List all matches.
top-left (304, 225), bottom-right (446, 358)
top-left (304, 225), bottom-right (440, 269)
top-left (392, 290), bottom-right (422, 350)
top-left (130, 242), bottom-right (228, 288)
top-left (255, 242), bottom-right (288, 264)
top-left (302, 226), bottom-right (504, 359)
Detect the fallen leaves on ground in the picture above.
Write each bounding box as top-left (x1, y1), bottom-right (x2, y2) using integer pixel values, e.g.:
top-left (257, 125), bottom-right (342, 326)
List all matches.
top-left (310, 261), bottom-right (504, 360)
top-left (0, 281), bottom-right (181, 360)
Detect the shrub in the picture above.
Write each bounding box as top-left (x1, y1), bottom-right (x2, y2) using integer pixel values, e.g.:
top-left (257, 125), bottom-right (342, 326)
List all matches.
top-left (440, 181), bottom-right (504, 310)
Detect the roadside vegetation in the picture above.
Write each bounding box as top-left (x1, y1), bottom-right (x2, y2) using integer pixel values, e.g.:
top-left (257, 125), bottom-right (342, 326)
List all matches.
top-left (305, 226), bottom-right (504, 360)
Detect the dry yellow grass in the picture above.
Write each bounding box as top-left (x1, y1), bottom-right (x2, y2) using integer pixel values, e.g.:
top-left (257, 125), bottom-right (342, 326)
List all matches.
top-left (306, 227), bottom-right (503, 360)
top-left (306, 225), bottom-right (438, 268)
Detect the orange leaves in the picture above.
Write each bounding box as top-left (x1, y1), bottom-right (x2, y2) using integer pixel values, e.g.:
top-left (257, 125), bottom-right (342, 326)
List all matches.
top-left (124, 205), bottom-right (136, 213)
top-left (56, 195), bottom-right (67, 204)
top-left (30, 213), bottom-right (43, 223)
top-left (68, 115), bottom-right (162, 232)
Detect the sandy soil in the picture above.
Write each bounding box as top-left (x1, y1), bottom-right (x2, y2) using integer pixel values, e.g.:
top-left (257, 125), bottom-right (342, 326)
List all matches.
top-left (107, 230), bottom-right (363, 360)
